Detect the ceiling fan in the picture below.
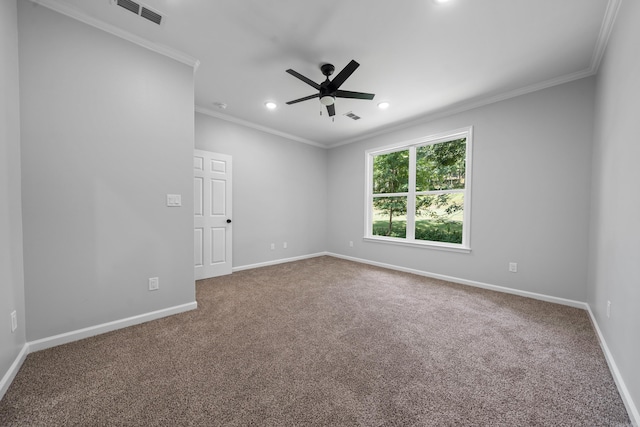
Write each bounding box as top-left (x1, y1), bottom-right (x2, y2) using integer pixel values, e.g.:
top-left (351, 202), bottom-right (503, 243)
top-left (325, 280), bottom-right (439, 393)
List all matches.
top-left (285, 60), bottom-right (375, 117)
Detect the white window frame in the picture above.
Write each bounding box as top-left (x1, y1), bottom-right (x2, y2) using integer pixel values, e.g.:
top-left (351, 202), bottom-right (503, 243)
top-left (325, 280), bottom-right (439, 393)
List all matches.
top-left (364, 126), bottom-right (473, 253)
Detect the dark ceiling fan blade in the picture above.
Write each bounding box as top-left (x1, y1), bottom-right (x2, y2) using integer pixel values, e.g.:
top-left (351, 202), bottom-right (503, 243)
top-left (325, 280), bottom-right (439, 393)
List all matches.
top-left (335, 90), bottom-right (375, 100)
top-left (286, 93), bottom-right (320, 105)
top-left (330, 60), bottom-right (359, 90)
top-left (286, 69), bottom-right (320, 90)
top-left (326, 103), bottom-right (336, 117)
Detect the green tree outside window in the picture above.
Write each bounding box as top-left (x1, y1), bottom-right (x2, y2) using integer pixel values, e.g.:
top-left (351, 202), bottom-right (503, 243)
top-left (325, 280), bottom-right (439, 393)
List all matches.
top-left (372, 138), bottom-right (467, 244)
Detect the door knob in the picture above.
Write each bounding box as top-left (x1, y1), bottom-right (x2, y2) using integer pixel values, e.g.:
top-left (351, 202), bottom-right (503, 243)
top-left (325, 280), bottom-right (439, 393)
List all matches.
top-left (226, 219), bottom-right (232, 224)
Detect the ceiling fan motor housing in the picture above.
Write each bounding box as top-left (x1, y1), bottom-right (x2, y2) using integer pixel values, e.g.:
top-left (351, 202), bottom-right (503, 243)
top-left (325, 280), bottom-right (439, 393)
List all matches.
top-left (320, 63), bottom-right (335, 77)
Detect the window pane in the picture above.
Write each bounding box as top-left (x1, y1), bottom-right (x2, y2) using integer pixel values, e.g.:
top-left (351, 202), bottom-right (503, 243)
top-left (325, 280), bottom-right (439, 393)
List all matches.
top-left (373, 150), bottom-right (409, 194)
top-left (372, 196), bottom-right (407, 238)
top-left (415, 193), bottom-right (464, 244)
top-left (416, 139), bottom-right (466, 192)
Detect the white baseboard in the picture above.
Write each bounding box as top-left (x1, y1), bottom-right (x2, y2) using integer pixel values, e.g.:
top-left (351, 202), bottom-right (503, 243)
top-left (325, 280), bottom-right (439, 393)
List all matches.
top-left (327, 252), bottom-right (639, 424)
top-left (28, 301), bottom-right (197, 353)
top-left (4, 255), bottom-right (636, 425)
top-left (232, 251), bottom-right (586, 309)
top-left (1, 302), bottom-right (197, 401)
top-left (586, 306), bottom-right (639, 426)
top-left (327, 252), bottom-right (588, 309)
top-left (227, 251), bottom-right (640, 424)
top-left (328, 252), bottom-right (638, 425)
top-left (232, 252), bottom-right (328, 272)
top-left (0, 343), bottom-right (29, 401)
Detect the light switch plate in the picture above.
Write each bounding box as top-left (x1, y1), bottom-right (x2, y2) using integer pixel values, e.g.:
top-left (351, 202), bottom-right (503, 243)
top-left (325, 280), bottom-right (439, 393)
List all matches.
top-left (166, 194), bottom-right (182, 207)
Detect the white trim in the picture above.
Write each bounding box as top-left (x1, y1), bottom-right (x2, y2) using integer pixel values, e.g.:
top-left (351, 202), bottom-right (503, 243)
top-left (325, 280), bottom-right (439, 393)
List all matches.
top-left (195, 106), bottom-right (325, 148)
top-left (29, 1), bottom-right (620, 151)
top-left (462, 126), bottom-right (473, 248)
top-left (28, 302), bottom-right (197, 353)
top-left (364, 127), bottom-right (472, 251)
top-left (3, 256), bottom-right (636, 424)
top-left (364, 150), bottom-right (374, 238)
top-left (232, 252), bottom-right (328, 272)
top-left (327, 252), bottom-right (637, 424)
top-left (586, 306), bottom-right (640, 426)
top-left (590, 0), bottom-right (622, 73)
top-left (1, 302), bottom-right (197, 399)
top-left (30, 0), bottom-right (199, 69)
top-left (328, 68), bottom-right (595, 149)
top-left (147, 252), bottom-right (588, 312)
top-left (0, 344), bottom-right (29, 401)
top-left (327, 252), bottom-right (588, 309)
top-left (363, 236), bottom-right (471, 253)
top-left (407, 146), bottom-right (417, 240)
top-left (365, 127), bottom-right (472, 156)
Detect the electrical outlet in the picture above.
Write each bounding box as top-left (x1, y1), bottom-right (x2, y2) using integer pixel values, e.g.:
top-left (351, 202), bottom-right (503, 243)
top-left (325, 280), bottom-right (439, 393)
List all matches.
top-left (270, 243), bottom-right (275, 250)
top-left (349, 241), bottom-right (354, 247)
top-left (508, 262), bottom-right (518, 273)
top-left (606, 300), bottom-right (611, 318)
top-left (10, 311), bottom-right (17, 332)
top-left (148, 277), bottom-right (159, 291)
top-left (283, 242), bottom-right (287, 249)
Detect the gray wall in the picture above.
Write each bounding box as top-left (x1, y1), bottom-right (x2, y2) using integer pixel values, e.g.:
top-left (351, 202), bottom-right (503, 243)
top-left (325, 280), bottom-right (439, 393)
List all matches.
top-left (327, 77), bottom-right (595, 302)
top-left (590, 0), bottom-right (640, 413)
top-left (18, 2), bottom-right (196, 341)
top-left (0, 0), bottom-right (26, 384)
top-left (195, 113), bottom-right (327, 268)
top-left (5, 0), bottom-right (637, 416)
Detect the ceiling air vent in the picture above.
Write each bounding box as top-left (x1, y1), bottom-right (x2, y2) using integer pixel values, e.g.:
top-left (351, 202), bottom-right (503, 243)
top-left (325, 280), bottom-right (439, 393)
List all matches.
top-left (116, 0), bottom-right (140, 15)
top-left (112, 0), bottom-right (164, 25)
top-left (344, 112), bottom-right (361, 121)
top-left (140, 7), bottom-right (163, 25)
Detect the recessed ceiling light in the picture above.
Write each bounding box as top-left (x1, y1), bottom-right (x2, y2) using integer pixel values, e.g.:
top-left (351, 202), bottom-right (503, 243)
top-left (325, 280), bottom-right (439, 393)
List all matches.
top-left (433, 0), bottom-right (450, 3)
top-left (377, 102), bottom-right (390, 110)
top-left (265, 101), bottom-right (277, 110)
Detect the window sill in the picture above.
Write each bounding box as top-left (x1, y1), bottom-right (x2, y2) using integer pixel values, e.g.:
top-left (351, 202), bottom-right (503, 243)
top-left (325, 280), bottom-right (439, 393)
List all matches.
top-left (363, 236), bottom-right (471, 253)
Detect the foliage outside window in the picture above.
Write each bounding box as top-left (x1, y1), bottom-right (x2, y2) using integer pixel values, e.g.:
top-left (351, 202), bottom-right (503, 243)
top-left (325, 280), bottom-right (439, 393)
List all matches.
top-left (365, 127), bottom-right (472, 251)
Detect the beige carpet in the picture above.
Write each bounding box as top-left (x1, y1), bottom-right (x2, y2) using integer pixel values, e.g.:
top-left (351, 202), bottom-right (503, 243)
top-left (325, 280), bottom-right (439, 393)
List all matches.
top-left (0, 256), bottom-right (631, 426)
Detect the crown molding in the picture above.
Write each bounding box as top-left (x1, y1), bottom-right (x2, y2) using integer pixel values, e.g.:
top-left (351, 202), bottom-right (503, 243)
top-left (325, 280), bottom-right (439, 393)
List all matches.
top-left (29, 0), bottom-right (199, 70)
top-left (328, 0), bottom-right (621, 149)
top-left (328, 67), bottom-right (596, 148)
top-left (195, 106), bottom-right (326, 148)
top-left (32, 0), bottom-right (620, 150)
top-left (590, 0), bottom-right (622, 73)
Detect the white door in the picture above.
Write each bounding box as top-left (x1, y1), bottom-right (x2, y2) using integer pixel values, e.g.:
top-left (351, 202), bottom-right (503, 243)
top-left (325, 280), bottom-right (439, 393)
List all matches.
top-left (194, 150), bottom-right (232, 279)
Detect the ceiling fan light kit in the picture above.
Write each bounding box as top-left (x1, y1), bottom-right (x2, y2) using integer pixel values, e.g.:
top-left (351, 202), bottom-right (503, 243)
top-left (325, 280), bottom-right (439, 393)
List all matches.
top-left (320, 96), bottom-right (335, 106)
top-left (285, 59), bottom-right (375, 118)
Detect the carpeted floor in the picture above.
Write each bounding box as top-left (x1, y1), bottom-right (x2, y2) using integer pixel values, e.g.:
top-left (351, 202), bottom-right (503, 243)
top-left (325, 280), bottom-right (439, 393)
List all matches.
top-left (0, 256), bottom-right (631, 426)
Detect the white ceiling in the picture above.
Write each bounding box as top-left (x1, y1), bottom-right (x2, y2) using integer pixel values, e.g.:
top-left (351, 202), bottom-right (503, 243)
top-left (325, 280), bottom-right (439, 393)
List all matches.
top-left (36, 0), bottom-right (615, 147)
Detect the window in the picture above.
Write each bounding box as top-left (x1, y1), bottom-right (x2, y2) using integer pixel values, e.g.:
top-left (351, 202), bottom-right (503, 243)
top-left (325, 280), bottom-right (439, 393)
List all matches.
top-left (365, 127), bottom-right (472, 252)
